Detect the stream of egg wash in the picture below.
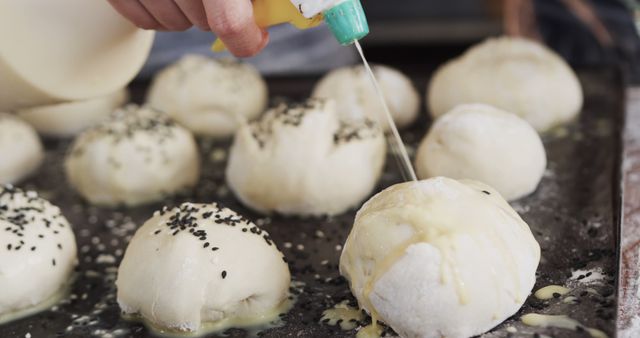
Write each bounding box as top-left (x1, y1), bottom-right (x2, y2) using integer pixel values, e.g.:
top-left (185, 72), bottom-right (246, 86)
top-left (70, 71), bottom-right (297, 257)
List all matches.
top-left (354, 41), bottom-right (417, 182)
top-left (353, 40), bottom-right (417, 338)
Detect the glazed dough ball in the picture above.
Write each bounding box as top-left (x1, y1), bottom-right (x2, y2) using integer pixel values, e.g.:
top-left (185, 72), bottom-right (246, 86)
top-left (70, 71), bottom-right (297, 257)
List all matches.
top-left (0, 186), bottom-right (77, 322)
top-left (17, 89), bottom-right (128, 138)
top-left (64, 105), bottom-right (199, 206)
top-left (0, 113), bottom-right (43, 184)
top-left (117, 203), bottom-right (290, 333)
top-left (226, 99), bottom-right (386, 216)
top-left (415, 104), bottom-right (546, 201)
top-left (340, 177), bottom-right (540, 338)
top-left (428, 36), bottom-right (583, 132)
top-left (147, 55), bottom-right (268, 137)
top-left (312, 65), bottom-right (420, 129)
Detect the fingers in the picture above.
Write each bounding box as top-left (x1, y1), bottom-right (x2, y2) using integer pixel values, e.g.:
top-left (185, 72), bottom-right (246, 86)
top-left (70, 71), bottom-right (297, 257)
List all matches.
top-left (107, 0), bottom-right (270, 56)
top-left (108, 0), bottom-right (192, 31)
top-left (139, 0), bottom-right (192, 31)
top-left (203, 0), bottom-right (269, 57)
top-left (107, 0), bottom-right (162, 30)
top-left (174, 0), bottom-right (210, 31)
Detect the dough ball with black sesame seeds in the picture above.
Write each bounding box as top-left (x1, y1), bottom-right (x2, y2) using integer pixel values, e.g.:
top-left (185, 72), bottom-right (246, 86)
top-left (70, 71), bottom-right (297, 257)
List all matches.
top-left (16, 88), bottom-right (128, 138)
top-left (340, 177), bottom-right (540, 338)
top-left (64, 104), bottom-right (199, 207)
top-left (226, 98), bottom-right (386, 216)
top-left (116, 203), bottom-right (290, 333)
top-left (0, 113), bottom-right (43, 184)
top-left (0, 185), bottom-right (77, 323)
top-left (312, 64), bottom-right (420, 130)
top-left (415, 104), bottom-right (546, 201)
top-left (147, 55), bottom-right (268, 138)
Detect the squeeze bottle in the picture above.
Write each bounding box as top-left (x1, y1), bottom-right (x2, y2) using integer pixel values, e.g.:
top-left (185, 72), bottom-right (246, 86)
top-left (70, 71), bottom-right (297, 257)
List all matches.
top-left (212, 0), bottom-right (369, 51)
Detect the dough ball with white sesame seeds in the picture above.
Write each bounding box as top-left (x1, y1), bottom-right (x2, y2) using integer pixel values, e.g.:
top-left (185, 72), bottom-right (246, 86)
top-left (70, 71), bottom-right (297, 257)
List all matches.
top-left (64, 104), bottom-right (200, 207)
top-left (147, 55), bottom-right (268, 138)
top-left (0, 186), bottom-right (77, 323)
top-left (116, 203), bottom-right (291, 333)
top-left (0, 113), bottom-right (43, 184)
top-left (312, 64), bottom-right (420, 129)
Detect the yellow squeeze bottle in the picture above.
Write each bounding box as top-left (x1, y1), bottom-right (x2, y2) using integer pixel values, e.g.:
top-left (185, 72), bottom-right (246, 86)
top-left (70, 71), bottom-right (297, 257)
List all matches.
top-left (212, 0), bottom-right (369, 52)
top-left (212, 0), bottom-right (322, 52)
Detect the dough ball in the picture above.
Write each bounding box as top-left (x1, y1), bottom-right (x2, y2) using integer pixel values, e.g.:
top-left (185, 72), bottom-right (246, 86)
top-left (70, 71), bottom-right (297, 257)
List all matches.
top-left (428, 36), bottom-right (583, 132)
top-left (64, 105), bottom-right (200, 207)
top-left (0, 113), bottom-right (43, 184)
top-left (117, 203), bottom-right (290, 333)
top-left (147, 55), bottom-right (268, 137)
top-left (0, 186), bottom-right (77, 322)
top-left (415, 104), bottom-right (546, 201)
top-left (226, 99), bottom-right (386, 216)
top-left (340, 177), bottom-right (540, 338)
top-left (17, 88), bottom-right (128, 138)
top-left (312, 65), bottom-right (420, 129)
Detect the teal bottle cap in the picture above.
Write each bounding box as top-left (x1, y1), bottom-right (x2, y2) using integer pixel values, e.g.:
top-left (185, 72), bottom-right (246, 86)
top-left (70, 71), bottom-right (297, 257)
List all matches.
top-left (323, 0), bottom-right (369, 45)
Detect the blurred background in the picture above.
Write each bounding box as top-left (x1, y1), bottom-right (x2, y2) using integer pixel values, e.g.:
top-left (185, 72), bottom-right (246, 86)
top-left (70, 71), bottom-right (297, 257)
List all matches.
top-left (140, 0), bottom-right (640, 83)
top-left (364, 0), bottom-right (640, 82)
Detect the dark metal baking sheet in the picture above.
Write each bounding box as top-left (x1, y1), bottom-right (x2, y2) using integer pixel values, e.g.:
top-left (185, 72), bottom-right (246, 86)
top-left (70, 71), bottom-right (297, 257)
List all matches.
top-left (0, 68), bottom-right (623, 338)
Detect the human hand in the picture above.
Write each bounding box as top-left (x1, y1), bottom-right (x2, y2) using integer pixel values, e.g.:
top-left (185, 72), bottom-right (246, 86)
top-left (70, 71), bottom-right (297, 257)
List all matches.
top-left (107, 0), bottom-right (269, 57)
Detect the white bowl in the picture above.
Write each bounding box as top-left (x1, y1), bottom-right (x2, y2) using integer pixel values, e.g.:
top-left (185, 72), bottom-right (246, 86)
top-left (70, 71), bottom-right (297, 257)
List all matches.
top-left (0, 0), bottom-right (154, 110)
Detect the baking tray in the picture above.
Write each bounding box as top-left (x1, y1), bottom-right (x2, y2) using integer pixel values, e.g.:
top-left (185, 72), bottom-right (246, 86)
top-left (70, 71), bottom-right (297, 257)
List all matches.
top-left (0, 67), bottom-right (624, 338)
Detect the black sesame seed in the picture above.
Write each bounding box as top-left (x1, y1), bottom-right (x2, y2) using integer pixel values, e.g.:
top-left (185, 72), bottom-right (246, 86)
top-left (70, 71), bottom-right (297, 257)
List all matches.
top-left (203, 242), bottom-right (210, 248)
top-left (211, 247), bottom-right (219, 251)
top-left (482, 190), bottom-right (491, 195)
top-left (221, 271), bottom-right (227, 279)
